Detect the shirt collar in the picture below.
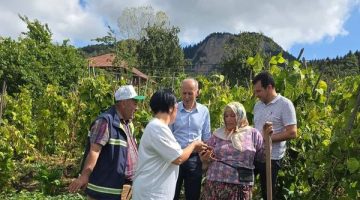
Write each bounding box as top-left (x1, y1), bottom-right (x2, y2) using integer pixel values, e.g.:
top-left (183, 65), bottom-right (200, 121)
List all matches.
top-left (268, 94), bottom-right (281, 105)
top-left (179, 101), bottom-right (198, 112)
top-left (261, 94), bottom-right (281, 106)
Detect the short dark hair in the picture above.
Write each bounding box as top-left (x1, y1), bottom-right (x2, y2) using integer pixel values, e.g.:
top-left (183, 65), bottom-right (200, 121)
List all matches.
top-left (150, 89), bottom-right (177, 114)
top-left (252, 71), bottom-right (275, 88)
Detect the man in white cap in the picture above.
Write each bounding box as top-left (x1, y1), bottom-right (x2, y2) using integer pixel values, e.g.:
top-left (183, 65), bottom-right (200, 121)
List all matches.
top-left (69, 85), bottom-right (145, 200)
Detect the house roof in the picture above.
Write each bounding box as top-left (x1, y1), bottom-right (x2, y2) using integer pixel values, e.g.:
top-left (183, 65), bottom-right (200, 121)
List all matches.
top-left (88, 53), bottom-right (149, 80)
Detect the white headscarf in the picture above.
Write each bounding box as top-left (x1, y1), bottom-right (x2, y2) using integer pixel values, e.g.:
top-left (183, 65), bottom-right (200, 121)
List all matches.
top-left (222, 102), bottom-right (251, 151)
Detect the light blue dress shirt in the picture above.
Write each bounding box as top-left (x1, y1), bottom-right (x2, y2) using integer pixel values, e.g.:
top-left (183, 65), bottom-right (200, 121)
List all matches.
top-left (170, 102), bottom-right (211, 149)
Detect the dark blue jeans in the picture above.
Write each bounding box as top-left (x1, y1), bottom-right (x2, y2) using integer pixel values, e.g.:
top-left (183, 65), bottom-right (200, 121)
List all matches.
top-left (173, 153), bottom-right (202, 200)
top-left (254, 159), bottom-right (282, 200)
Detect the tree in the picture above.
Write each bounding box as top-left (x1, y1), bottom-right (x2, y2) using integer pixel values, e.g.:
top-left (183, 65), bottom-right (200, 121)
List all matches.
top-left (93, 6), bottom-right (174, 75)
top-left (0, 15), bottom-right (86, 97)
top-left (118, 5), bottom-right (170, 40)
top-left (221, 32), bottom-right (282, 86)
top-left (137, 24), bottom-right (185, 74)
top-left (114, 39), bottom-right (139, 68)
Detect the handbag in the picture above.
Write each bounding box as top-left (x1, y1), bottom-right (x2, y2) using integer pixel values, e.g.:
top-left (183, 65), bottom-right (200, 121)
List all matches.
top-left (217, 160), bottom-right (254, 183)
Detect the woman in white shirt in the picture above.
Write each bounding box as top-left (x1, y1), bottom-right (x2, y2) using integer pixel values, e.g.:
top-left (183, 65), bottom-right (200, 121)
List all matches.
top-left (132, 89), bottom-right (207, 200)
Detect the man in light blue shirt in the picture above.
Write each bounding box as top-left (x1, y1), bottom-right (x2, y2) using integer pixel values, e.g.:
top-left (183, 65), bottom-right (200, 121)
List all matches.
top-left (171, 78), bottom-right (211, 200)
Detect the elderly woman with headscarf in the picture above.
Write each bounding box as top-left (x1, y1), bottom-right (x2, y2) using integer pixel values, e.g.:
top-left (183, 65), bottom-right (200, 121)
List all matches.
top-left (200, 102), bottom-right (273, 200)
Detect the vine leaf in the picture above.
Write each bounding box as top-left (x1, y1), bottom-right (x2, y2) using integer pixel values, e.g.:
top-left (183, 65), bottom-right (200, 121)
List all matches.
top-left (347, 157), bottom-right (359, 173)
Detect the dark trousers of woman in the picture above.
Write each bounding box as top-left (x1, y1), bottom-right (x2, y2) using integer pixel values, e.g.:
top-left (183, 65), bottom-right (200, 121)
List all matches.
top-left (254, 159), bottom-right (282, 200)
top-left (174, 153), bottom-right (202, 200)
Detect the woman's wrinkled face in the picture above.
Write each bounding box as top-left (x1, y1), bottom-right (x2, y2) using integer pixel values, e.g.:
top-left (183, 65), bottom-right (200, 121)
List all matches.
top-left (224, 107), bottom-right (237, 131)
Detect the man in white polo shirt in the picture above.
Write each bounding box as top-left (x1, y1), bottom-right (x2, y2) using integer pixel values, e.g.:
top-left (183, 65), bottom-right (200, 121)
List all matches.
top-left (252, 71), bottom-right (297, 200)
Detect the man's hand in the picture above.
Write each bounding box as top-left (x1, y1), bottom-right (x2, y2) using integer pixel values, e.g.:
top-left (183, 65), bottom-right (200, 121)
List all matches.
top-left (68, 175), bottom-right (89, 193)
top-left (263, 121), bottom-right (273, 137)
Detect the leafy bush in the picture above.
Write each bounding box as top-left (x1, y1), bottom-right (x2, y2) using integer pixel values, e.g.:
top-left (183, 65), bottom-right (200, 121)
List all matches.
top-left (0, 191), bottom-right (85, 200)
top-left (34, 163), bottom-right (63, 195)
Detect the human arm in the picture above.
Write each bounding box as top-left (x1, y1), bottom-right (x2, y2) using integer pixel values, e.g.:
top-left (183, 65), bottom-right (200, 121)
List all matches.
top-left (150, 122), bottom-right (207, 165)
top-left (68, 143), bottom-right (102, 192)
top-left (69, 118), bottom-right (108, 193)
top-left (271, 100), bottom-right (297, 142)
top-left (172, 140), bottom-right (207, 165)
top-left (271, 124), bottom-right (297, 142)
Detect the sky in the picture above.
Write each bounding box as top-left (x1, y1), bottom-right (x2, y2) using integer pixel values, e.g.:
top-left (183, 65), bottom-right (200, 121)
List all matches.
top-left (1, 0), bottom-right (359, 60)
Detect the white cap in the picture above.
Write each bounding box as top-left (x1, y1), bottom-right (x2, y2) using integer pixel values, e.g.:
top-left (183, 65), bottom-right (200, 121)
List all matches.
top-left (115, 85), bottom-right (145, 101)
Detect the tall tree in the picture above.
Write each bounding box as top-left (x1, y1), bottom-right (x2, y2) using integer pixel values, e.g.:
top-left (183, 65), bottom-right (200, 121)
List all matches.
top-left (118, 5), bottom-right (170, 40)
top-left (109, 6), bottom-right (172, 72)
top-left (137, 24), bottom-right (185, 74)
top-left (221, 32), bottom-right (282, 86)
top-left (114, 39), bottom-right (139, 68)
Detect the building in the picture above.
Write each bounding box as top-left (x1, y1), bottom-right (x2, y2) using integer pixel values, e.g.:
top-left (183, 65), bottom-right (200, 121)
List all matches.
top-left (87, 53), bottom-right (150, 85)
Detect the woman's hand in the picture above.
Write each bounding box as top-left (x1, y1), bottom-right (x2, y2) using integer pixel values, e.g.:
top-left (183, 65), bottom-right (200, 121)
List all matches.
top-left (192, 140), bottom-right (208, 153)
top-left (199, 147), bottom-right (217, 162)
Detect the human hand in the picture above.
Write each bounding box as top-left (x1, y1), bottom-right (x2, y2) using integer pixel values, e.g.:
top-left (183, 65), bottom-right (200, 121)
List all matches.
top-left (200, 147), bottom-right (217, 162)
top-left (68, 175), bottom-right (89, 193)
top-left (192, 140), bottom-right (208, 152)
top-left (263, 121), bottom-right (273, 136)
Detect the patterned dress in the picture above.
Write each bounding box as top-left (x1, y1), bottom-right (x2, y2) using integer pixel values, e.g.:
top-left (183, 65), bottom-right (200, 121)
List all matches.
top-left (201, 126), bottom-right (265, 200)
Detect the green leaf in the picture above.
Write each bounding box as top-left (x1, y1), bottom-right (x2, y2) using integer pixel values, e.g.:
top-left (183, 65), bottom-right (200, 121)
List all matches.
top-left (322, 139), bottom-right (330, 147)
top-left (270, 56), bottom-right (277, 65)
top-left (347, 158), bottom-right (359, 173)
top-left (318, 80), bottom-right (327, 91)
top-left (246, 57), bottom-right (255, 65)
top-left (269, 65), bottom-right (281, 75)
top-left (343, 92), bottom-right (353, 99)
top-left (315, 88), bottom-right (324, 95)
top-left (277, 56), bottom-right (286, 64)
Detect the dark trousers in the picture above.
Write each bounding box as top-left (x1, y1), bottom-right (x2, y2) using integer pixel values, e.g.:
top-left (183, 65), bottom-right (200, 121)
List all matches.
top-left (254, 159), bottom-right (282, 200)
top-left (174, 153), bottom-right (202, 200)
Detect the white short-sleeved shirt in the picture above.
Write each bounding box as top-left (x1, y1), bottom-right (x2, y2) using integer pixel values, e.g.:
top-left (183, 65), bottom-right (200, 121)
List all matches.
top-left (254, 94), bottom-right (297, 159)
top-left (132, 118), bottom-right (183, 200)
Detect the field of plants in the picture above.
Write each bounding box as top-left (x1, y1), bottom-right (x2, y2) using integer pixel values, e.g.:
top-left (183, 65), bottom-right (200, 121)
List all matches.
top-left (0, 17), bottom-right (359, 200)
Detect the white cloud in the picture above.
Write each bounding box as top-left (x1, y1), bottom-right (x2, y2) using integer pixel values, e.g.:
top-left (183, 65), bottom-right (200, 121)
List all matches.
top-left (0, 0), bottom-right (359, 49)
top-left (148, 0), bottom-right (358, 49)
top-left (0, 0), bottom-right (107, 46)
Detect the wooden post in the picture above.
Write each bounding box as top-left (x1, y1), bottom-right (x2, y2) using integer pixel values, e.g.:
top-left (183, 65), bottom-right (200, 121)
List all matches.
top-left (121, 184), bottom-right (132, 200)
top-left (264, 126), bottom-right (272, 200)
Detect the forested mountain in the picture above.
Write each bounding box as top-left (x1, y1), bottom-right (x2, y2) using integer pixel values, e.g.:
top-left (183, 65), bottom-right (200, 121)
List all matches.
top-left (79, 43), bottom-right (114, 57)
top-left (79, 32), bottom-right (359, 77)
top-left (183, 32), bottom-right (295, 74)
top-left (80, 32), bottom-right (295, 74)
top-left (309, 50), bottom-right (360, 80)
